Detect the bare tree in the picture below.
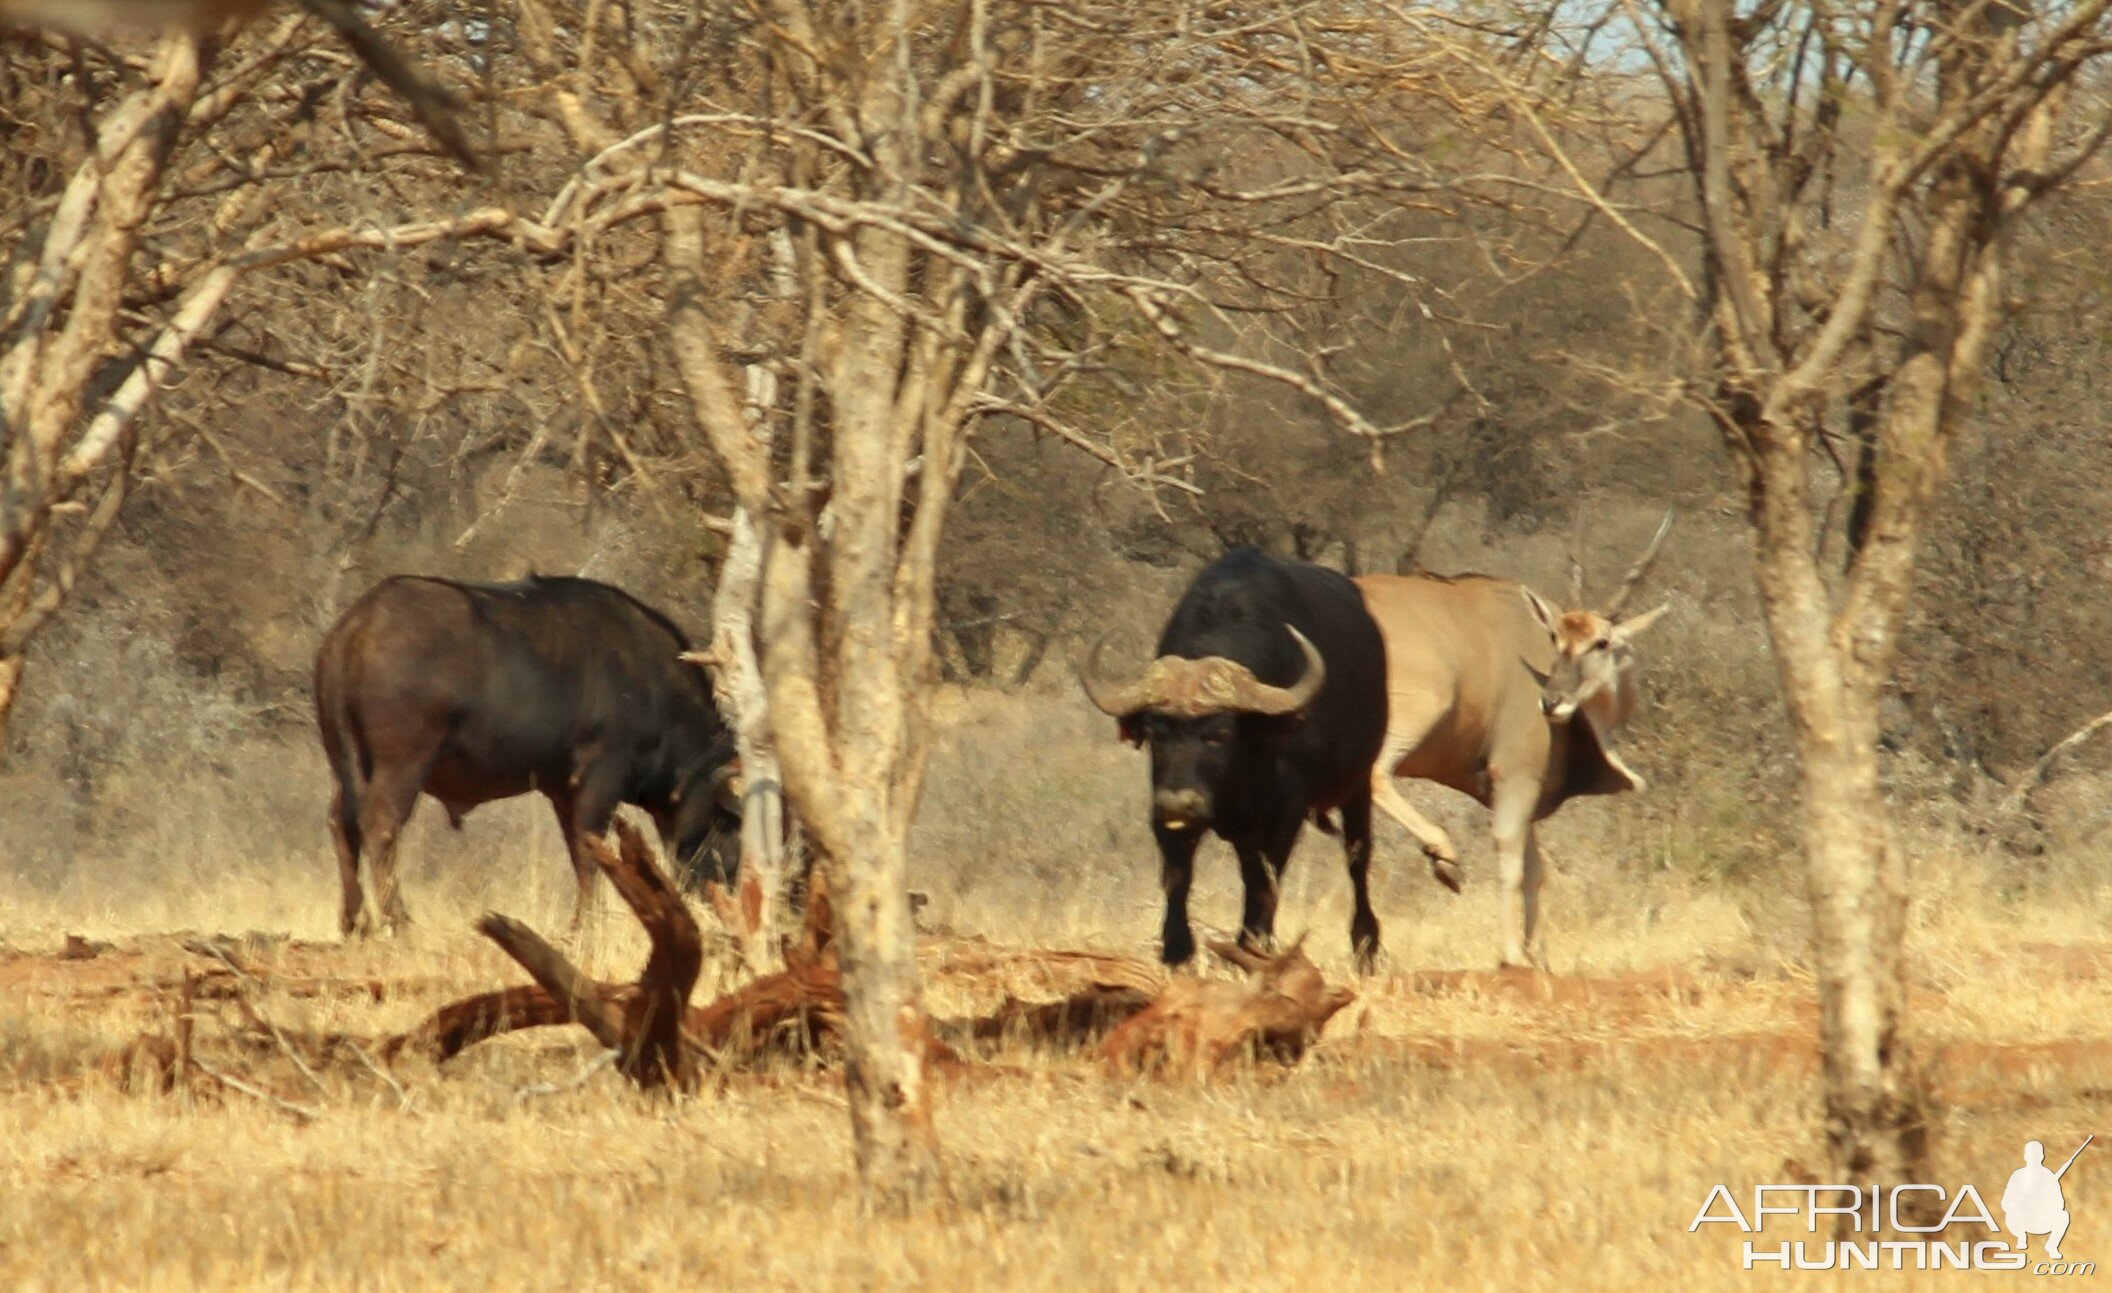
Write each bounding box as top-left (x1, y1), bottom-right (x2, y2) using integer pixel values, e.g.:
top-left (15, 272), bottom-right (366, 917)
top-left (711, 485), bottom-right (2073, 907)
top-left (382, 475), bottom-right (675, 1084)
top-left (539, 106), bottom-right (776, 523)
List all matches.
top-left (0, 35), bottom-right (208, 744)
top-left (9, 0), bottom-right (1554, 1203)
top-left (0, 17), bottom-right (498, 751)
top-left (477, 0), bottom-right (1507, 1200)
top-left (1430, 0), bottom-right (2112, 1192)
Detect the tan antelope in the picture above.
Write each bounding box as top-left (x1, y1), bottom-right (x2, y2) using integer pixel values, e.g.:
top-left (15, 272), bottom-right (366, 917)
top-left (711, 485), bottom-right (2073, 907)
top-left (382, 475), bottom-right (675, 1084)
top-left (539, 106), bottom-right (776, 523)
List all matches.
top-left (1352, 512), bottom-right (1672, 967)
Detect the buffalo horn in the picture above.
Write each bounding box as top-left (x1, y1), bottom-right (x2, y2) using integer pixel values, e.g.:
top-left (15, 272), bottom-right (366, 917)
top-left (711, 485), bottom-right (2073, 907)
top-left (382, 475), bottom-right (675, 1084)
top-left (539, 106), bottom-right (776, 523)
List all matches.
top-left (1078, 631), bottom-right (1150, 716)
top-left (1229, 626), bottom-right (1327, 715)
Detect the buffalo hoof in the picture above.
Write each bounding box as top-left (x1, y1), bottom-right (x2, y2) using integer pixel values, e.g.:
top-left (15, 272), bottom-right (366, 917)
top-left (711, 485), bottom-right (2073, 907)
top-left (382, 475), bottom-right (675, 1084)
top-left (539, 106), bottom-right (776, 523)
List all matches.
top-left (1236, 929), bottom-right (1279, 959)
top-left (1161, 925), bottom-right (1197, 967)
top-left (360, 905), bottom-right (410, 940)
top-left (1352, 930), bottom-right (1382, 976)
top-left (1428, 851), bottom-right (1463, 895)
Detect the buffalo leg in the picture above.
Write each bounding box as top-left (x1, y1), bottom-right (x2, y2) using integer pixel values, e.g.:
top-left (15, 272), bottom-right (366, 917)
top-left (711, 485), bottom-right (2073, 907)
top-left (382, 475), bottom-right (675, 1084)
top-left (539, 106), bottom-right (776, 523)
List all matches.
top-left (1488, 773), bottom-right (1544, 968)
top-left (545, 789), bottom-right (589, 932)
top-left (564, 762), bottom-right (628, 931)
top-left (1233, 843), bottom-right (1278, 956)
top-left (1341, 793), bottom-right (1381, 974)
top-left (1237, 810), bottom-right (1304, 956)
top-left (328, 782), bottom-right (367, 938)
top-left (358, 763), bottom-right (429, 935)
top-left (1154, 825), bottom-right (1203, 967)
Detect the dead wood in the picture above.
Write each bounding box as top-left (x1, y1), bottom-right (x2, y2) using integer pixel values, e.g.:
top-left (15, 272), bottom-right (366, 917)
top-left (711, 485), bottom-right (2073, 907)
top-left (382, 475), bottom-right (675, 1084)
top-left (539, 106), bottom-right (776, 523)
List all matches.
top-left (388, 933), bottom-right (841, 1070)
top-left (396, 824), bottom-right (800, 1083)
top-left (782, 871), bottom-right (834, 970)
top-left (675, 868), bottom-right (845, 1060)
top-left (586, 821), bottom-right (703, 1086)
top-left (190, 1057), bottom-right (322, 1122)
top-left (475, 915), bottom-right (633, 1051)
top-left (395, 871), bottom-right (1341, 1084)
top-left (387, 871), bottom-right (970, 1075)
top-left (103, 1034), bottom-right (181, 1094)
top-left (688, 955), bottom-right (843, 1057)
top-left (950, 985), bottom-right (1157, 1049)
top-left (702, 875), bottom-right (766, 971)
top-left (462, 819), bottom-right (701, 1090)
top-left (381, 982), bottom-right (633, 1064)
top-left (1100, 938), bottom-right (1356, 1078)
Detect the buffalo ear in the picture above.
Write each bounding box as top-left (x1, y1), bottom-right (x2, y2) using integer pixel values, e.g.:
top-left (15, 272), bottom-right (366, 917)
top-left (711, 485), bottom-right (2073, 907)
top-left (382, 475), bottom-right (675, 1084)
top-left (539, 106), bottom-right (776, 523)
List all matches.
top-left (1117, 715), bottom-right (1144, 747)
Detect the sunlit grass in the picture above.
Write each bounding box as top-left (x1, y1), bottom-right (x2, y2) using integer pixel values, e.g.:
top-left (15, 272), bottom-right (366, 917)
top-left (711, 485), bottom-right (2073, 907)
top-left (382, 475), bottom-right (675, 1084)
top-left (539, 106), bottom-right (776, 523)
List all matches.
top-left (1, 688), bottom-right (2107, 1290)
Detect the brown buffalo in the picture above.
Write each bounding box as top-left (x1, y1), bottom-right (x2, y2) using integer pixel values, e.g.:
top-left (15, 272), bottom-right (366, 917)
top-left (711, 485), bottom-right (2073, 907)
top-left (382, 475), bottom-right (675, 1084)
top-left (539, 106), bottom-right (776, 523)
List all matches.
top-left (313, 574), bottom-right (739, 936)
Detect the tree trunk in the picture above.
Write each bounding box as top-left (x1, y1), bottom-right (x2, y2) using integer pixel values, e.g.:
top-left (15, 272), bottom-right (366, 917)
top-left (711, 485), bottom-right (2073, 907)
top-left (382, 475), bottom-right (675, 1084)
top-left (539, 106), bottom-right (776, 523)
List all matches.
top-left (1795, 721), bottom-right (1920, 1192)
top-left (815, 821), bottom-right (942, 1202)
top-left (0, 652), bottom-right (23, 759)
top-left (1745, 424), bottom-right (1925, 1201)
top-left (704, 505), bottom-right (787, 973)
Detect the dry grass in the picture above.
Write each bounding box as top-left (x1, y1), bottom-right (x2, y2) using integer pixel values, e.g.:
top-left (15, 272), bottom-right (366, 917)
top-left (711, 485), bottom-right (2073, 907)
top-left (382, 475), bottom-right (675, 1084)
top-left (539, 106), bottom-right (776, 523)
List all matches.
top-left (2, 687), bottom-right (2109, 1291)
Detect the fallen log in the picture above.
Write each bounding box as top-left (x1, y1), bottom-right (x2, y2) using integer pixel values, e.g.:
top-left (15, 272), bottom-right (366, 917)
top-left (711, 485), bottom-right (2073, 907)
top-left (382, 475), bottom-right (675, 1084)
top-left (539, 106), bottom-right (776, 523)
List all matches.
top-left (380, 982), bottom-right (627, 1065)
top-left (412, 819), bottom-right (703, 1090)
top-left (392, 876), bottom-right (1348, 1084)
top-left (688, 953), bottom-right (842, 1057)
top-left (1100, 937), bottom-right (1355, 1078)
top-left (950, 984), bottom-right (1157, 1049)
top-left (389, 852), bottom-right (844, 1075)
top-left (473, 916), bottom-right (640, 1054)
top-left (587, 822), bottom-right (702, 1087)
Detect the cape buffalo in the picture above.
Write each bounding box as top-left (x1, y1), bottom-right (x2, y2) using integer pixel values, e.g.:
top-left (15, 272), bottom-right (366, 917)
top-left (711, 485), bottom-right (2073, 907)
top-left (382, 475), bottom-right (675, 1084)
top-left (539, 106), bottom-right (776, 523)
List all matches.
top-left (313, 574), bottom-right (740, 936)
top-left (1080, 550), bottom-right (1390, 970)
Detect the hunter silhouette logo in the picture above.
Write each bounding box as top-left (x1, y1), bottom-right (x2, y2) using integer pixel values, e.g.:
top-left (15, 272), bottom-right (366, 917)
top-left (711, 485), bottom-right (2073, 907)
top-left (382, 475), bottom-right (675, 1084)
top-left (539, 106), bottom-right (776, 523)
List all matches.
top-left (1691, 1135), bottom-right (2096, 1274)
top-left (2006, 1137), bottom-right (2092, 1261)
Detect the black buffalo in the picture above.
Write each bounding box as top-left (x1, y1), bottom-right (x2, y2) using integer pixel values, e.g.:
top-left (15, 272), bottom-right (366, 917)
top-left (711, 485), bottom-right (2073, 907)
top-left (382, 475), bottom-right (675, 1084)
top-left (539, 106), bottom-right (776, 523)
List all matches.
top-left (1080, 550), bottom-right (1391, 970)
top-left (313, 574), bottom-right (740, 936)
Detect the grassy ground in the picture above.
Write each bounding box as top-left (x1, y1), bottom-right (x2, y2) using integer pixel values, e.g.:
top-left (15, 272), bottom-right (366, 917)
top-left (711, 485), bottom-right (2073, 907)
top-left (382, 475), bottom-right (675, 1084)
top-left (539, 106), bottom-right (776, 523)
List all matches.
top-left (1, 687), bottom-right (2107, 1290)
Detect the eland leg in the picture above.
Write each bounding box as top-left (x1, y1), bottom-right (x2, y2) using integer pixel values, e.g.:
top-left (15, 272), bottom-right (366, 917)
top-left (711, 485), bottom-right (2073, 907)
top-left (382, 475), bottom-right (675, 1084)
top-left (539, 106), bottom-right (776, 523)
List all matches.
top-left (1489, 773), bottom-right (1546, 968)
top-left (1370, 725), bottom-right (1463, 893)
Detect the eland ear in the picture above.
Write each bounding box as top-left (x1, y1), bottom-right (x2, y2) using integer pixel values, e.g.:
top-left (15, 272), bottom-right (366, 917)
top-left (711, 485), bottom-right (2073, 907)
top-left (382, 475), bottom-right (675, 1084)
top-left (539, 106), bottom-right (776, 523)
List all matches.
top-left (1612, 602), bottom-right (1671, 642)
top-left (1522, 587), bottom-right (1562, 632)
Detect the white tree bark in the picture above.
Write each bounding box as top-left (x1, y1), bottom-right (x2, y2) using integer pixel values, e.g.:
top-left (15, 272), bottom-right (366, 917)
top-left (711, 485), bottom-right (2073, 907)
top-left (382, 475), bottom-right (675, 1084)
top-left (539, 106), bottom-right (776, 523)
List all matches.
top-left (701, 502), bottom-right (787, 974)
